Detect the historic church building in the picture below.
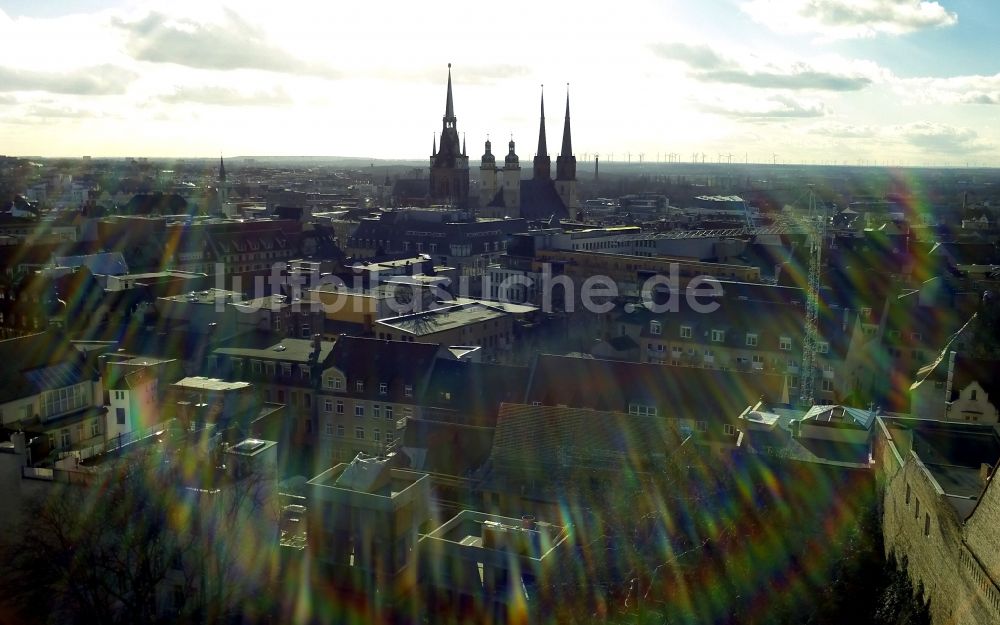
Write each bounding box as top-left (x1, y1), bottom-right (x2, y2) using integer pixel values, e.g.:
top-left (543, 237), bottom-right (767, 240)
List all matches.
top-left (428, 65), bottom-right (577, 221)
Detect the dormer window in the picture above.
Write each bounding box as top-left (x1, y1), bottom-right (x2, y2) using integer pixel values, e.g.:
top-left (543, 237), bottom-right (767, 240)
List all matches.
top-left (356, 380), bottom-right (364, 392)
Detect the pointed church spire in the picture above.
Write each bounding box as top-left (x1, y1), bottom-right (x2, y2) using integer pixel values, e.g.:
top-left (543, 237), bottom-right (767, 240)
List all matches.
top-left (462, 133), bottom-right (466, 156)
top-left (444, 63), bottom-right (455, 123)
top-left (556, 84), bottom-right (576, 182)
top-left (533, 85), bottom-right (551, 179)
top-left (537, 85), bottom-right (548, 158)
top-left (432, 133), bottom-right (437, 156)
top-left (560, 85), bottom-right (572, 158)
top-left (218, 155), bottom-right (226, 182)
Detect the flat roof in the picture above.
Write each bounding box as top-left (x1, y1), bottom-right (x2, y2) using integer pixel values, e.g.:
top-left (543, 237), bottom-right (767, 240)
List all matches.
top-left (215, 336), bottom-right (333, 363)
top-left (160, 289), bottom-right (243, 304)
top-left (377, 303), bottom-right (508, 336)
top-left (172, 376), bottom-right (250, 391)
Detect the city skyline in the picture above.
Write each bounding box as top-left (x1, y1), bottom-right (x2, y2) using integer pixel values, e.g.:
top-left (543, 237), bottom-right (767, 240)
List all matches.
top-left (1, 0), bottom-right (999, 166)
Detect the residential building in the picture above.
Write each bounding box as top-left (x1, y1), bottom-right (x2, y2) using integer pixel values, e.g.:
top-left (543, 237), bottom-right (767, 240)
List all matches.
top-left (317, 337), bottom-right (440, 464)
top-left (0, 331), bottom-right (105, 457)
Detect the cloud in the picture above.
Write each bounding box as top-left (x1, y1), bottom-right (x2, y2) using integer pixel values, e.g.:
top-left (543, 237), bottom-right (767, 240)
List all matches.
top-left (896, 122), bottom-right (989, 154)
top-left (894, 73), bottom-right (1000, 106)
top-left (113, 9), bottom-right (341, 78)
top-left (0, 64), bottom-right (136, 95)
top-left (651, 42), bottom-right (874, 91)
top-left (808, 122), bottom-right (878, 138)
top-left (707, 94), bottom-right (830, 120)
top-left (741, 0), bottom-right (957, 39)
top-left (373, 63), bottom-right (531, 85)
top-left (160, 86), bottom-right (292, 106)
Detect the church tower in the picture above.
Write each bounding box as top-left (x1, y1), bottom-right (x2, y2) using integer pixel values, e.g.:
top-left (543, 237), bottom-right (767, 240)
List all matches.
top-left (555, 87), bottom-right (579, 215)
top-left (532, 87), bottom-right (551, 180)
top-left (479, 137), bottom-right (498, 208)
top-left (503, 137), bottom-right (521, 214)
top-left (429, 64), bottom-right (470, 207)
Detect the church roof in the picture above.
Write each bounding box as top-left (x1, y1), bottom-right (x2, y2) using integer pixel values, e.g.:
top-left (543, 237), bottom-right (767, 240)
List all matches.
top-left (519, 178), bottom-right (569, 221)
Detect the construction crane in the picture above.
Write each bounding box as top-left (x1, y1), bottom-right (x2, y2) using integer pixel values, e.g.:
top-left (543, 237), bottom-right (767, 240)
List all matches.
top-left (798, 189), bottom-right (825, 407)
top-left (621, 191), bottom-right (827, 405)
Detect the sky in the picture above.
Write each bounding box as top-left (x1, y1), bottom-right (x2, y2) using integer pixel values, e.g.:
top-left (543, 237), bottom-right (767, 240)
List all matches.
top-left (0, 0), bottom-right (998, 166)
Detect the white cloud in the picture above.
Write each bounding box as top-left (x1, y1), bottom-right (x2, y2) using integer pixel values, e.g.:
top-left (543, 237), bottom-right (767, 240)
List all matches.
top-left (705, 94), bottom-right (831, 120)
top-left (895, 122), bottom-right (990, 154)
top-left (159, 85), bottom-right (292, 106)
top-left (651, 42), bottom-right (883, 91)
top-left (893, 73), bottom-right (1000, 105)
top-left (112, 9), bottom-right (341, 78)
top-left (0, 64), bottom-right (136, 95)
top-left (741, 0), bottom-right (957, 39)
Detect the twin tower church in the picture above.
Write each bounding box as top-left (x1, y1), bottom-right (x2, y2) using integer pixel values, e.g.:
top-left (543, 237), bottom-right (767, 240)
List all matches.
top-left (428, 64), bottom-right (578, 221)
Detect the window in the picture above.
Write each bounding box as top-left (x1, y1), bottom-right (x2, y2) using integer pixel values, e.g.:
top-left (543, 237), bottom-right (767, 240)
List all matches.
top-left (628, 403), bottom-right (657, 417)
top-left (355, 380), bottom-right (364, 392)
top-left (304, 393), bottom-right (311, 408)
top-left (650, 321), bottom-right (662, 335)
top-left (915, 497), bottom-right (920, 518)
top-left (906, 483), bottom-right (911, 505)
top-left (60, 428), bottom-right (71, 448)
top-left (91, 420), bottom-right (100, 437)
top-left (924, 513), bottom-right (930, 537)
top-left (252, 360), bottom-right (263, 374)
top-left (355, 404), bottom-right (365, 418)
top-left (355, 427), bottom-right (365, 440)
top-left (373, 404), bottom-right (381, 419)
top-left (746, 333), bottom-right (758, 347)
top-left (324, 399), bottom-right (333, 413)
top-left (379, 382), bottom-right (388, 395)
top-left (374, 429), bottom-right (381, 442)
top-left (971, 389), bottom-right (978, 401)
top-left (116, 407), bottom-right (126, 425)
top-left (336, 400), bottom-right (344, 414)
top-left (337, 424), bottom-right (345, 437)
top-left (281, 363), bottom-right (292, 377)
top-left (821, 379), bottom-right (834, 392)
top-left (386, 432), bottom-right (394, 445)
top-left (300, 367), bottom-right (311, 382)
top-left (696, 421), bottom-right (707, 433)
top-left (403, 407), bottom-right (413, 418)
top-left (711, 329), bottom-right (725, 343)
top-left (404, 384), bottom-right (413, 397)
top-left (680, 325), bottom-right (692, 339)
top-left (325, 421), bottom-right (333, 436)
top-left (385, 405), bottom-right (394, 420)
top-left (779, 336), bottom-right (792, 351)
top-left (724, 423), bottom-right (737, 436)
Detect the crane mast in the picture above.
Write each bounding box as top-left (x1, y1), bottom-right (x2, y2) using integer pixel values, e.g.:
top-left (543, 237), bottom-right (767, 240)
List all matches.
top-left (799, 190), bottom-right (824, 407)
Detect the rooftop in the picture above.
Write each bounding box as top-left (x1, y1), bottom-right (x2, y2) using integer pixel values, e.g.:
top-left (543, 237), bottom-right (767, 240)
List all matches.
top-left (214, 335), bottom-right (333, 363)
top-left (172, 376), bottom-right (250, 392)
top-left (378, 303), bottom-right (508, 336)
top-left (160, 288), bottom-right (244, 305)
